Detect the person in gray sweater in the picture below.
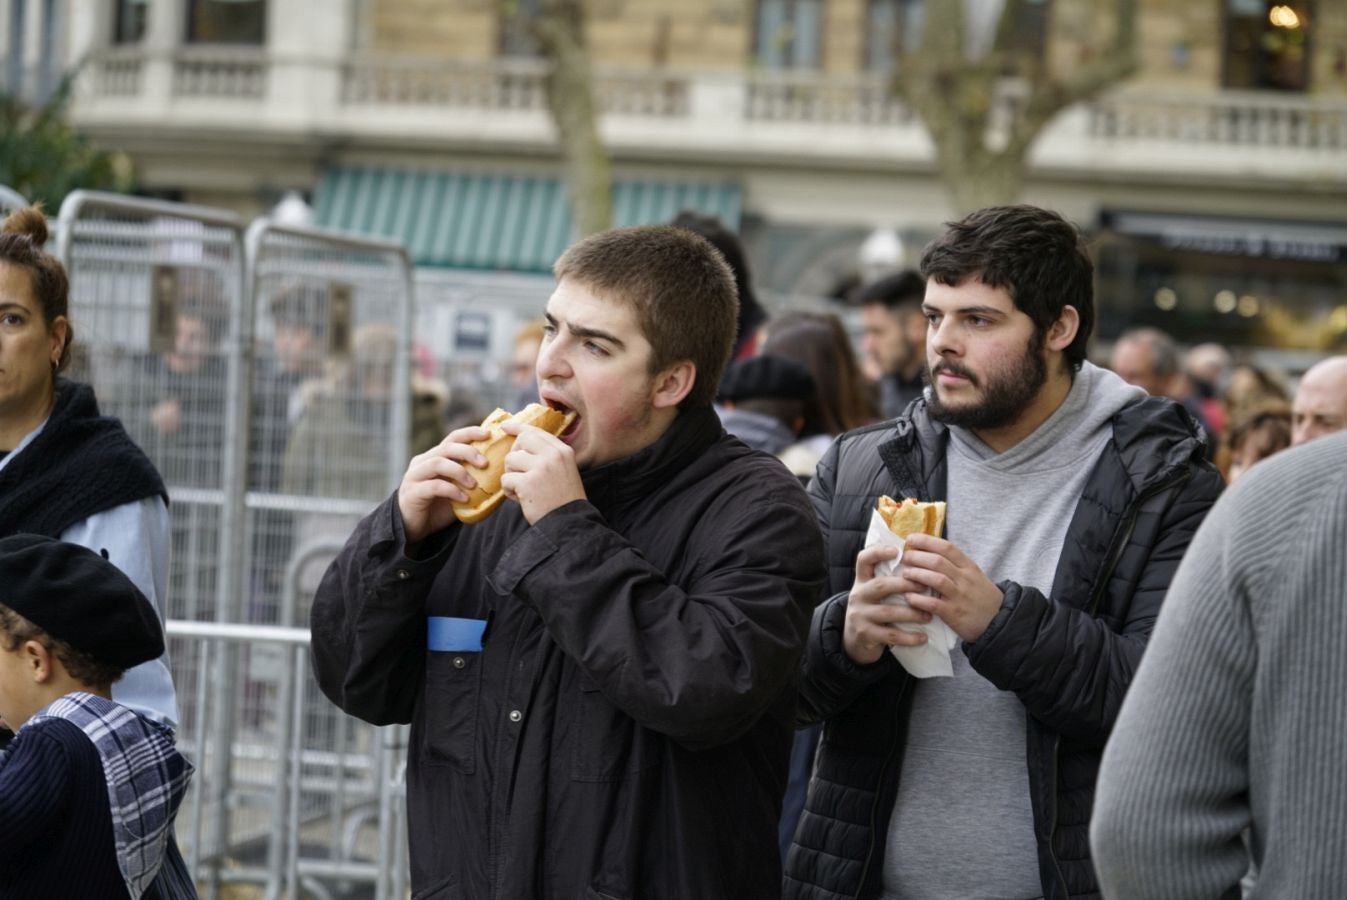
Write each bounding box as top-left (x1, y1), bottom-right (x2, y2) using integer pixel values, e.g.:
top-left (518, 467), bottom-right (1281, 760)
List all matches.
top-left (1091, 430), bottom-right (1347, 898)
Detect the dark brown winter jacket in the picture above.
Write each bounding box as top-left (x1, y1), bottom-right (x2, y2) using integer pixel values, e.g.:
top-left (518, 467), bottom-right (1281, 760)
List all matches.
top-left (311, 405), bottom-right (825, 900)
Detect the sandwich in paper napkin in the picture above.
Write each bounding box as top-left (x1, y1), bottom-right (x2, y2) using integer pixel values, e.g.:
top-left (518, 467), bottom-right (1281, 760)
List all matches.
top-left (868, 496), bottom-right (958, 678)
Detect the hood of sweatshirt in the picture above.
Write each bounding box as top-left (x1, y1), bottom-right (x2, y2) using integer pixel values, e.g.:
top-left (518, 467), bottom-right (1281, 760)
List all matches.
top-left (27, 692), bottom-right (193, 899)
top-left (947, 360), bottom-right (1146, 472)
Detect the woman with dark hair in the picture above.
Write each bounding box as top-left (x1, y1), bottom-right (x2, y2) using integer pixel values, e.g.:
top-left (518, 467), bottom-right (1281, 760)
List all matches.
top-left (1218, 401), bottom-right (1292, 484)
top-left (762, 310), bottom-right (879, 447)
top-left (1223, 363), bottom-right (1289, 423)
top-left (0, 206), bottom-right (177, 730)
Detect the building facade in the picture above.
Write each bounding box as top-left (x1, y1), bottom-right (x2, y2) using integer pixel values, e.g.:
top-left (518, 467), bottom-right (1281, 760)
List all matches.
top-left (10, 0), bottom-right (1347, 358)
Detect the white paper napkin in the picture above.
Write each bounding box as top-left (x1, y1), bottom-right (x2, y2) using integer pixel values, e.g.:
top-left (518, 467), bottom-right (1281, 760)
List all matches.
top-left (864, 509), bottom-right (959, 678)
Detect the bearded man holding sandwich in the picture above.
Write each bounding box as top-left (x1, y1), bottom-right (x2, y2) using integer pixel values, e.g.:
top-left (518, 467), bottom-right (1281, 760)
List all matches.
top-left (783, 205), bottom-right (1223, 900)
top-left (311, 225), bottom-right (824, 899)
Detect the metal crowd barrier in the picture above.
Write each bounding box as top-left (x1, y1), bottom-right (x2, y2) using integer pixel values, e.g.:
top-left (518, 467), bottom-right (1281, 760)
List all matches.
top-left (0, 184), bottom-right (29, 213)
top-left (167, 614), bottom-right (409, 900)
top-left (413, 267), bottom-right (555, 416)
top-left (53, 193), bottom-right (420, 899)
top-left (55, 190), bottom-right (248, 624)
top-left (225, 219), bottom-right (414, 899)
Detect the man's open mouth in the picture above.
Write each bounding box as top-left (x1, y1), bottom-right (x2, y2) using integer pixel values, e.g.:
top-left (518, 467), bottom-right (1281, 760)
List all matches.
top-left (544, 398), bottom-right (581, 439)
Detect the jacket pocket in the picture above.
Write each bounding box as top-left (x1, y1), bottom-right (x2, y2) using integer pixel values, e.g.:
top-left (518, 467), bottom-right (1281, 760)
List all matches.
top-left (422, 650), bottom-right (481, 773)
top-left (412, 875), bottom-right (464, 900)
top-left (572, 672), bottom-right (660, 782)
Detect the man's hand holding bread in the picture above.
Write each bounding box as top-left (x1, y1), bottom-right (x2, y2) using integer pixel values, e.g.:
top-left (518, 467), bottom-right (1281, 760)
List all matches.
top-left (843, 496), bottom-right (1004, 666)
top-left (396, 403), bottom-right (578, 551)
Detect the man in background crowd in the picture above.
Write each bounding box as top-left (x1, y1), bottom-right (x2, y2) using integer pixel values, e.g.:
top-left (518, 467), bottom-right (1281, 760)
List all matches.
top-left (854, 270), bottom-right (927, 418)
top-left (1290, 354), bottom-right (1347, 446)
top-left (1111, 327), bottom-right (1212, 446)
top-left (1185, 342), bottom-right (1232, 435)
top-left (508, 318), bottom-right (546, 411)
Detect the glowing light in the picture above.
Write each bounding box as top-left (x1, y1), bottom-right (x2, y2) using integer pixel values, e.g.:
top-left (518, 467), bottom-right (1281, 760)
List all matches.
top-left (1269, 5), bottom-right (1301, 29)
top-left (1154, 287), bottom-right (1178, 311)
top-left (1237, 295), bottom-right (1260, 318)
top-left (1214, 290), bottom-right (1238, 314)
top-left (1330, 305), bottom-right (1347, 332)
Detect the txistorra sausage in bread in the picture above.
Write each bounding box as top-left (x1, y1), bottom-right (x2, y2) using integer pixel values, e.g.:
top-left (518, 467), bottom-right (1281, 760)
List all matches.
top-left (451, 403), bottom-right (577, 524)
top-left (876, 495), bottom-right (946, 540)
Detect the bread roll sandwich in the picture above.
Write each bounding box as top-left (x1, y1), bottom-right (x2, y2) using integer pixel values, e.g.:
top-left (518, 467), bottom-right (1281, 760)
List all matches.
top-left (876, 495), bottom-right (946, 540)
top-left (451, 403), bottom-right (577, 524)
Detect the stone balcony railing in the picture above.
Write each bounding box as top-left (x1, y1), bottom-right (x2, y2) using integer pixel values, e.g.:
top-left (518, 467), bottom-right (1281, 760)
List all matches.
top-left (1088, 88), bottom-right (1347, 150)
top-left (70, 48), bottom-right (1347, 181)
top-left (339, 56), bottom-right (689, 117)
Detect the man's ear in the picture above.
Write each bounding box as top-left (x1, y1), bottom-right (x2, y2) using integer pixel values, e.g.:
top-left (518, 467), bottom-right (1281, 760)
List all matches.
top-left (1046, 306), bottom-right (1080, 354)
top-left (651, 360), bottom-right (696, 410)
top-left (21, 640), bottom-right (54, 684)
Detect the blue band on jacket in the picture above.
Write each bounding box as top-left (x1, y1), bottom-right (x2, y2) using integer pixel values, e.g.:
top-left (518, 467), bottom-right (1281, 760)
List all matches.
top-left (427, 617), bottom-right (487, 652)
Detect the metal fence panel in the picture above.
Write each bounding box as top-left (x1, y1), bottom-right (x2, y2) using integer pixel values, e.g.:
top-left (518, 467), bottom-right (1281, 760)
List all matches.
top-left (0, 184), bottom-right (29, 214)
top-left (167, 619), bottom-right (408, 900)
top-left (413, 267), bottom-right (555, 420)
top-left (237, 220), bottom-right (416, 900)
top-left (54, 191), bottom-right (248, 624)
top-left (243, 220), bottom-right (412, 628)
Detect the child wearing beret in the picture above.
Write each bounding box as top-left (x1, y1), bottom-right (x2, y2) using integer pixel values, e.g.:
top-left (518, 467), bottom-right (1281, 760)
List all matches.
top-left (0, 534), bottom-right (196, 899)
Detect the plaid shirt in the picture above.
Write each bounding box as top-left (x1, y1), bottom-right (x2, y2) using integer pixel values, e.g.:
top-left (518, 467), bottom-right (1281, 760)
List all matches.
top-left (25, 692), bottom-right (194, 899)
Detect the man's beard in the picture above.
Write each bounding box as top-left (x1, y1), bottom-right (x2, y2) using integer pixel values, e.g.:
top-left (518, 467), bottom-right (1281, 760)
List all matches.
top-left (927, 333), bottom-right (1048, 430)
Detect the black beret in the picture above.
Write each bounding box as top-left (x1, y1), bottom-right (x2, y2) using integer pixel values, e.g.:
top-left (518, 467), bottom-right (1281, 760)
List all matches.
top-left (0, 535), bottom-right (165, 671)
top-left (720, 354), bottom-right (816, 403)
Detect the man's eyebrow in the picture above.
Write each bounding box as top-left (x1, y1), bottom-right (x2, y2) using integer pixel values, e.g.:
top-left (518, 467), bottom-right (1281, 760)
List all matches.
top-left (920, 303), bottom-right (1006, 318)
top-left (543, 310), bottom-right (625, 349)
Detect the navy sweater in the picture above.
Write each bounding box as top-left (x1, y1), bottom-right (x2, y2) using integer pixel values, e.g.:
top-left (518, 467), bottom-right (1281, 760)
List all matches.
top-left (0, 717), bottom-right (129, 898)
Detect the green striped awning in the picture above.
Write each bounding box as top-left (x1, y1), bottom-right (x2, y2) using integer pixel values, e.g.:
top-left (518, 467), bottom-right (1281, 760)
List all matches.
top-left (313, 167), bottom-right (743, 272)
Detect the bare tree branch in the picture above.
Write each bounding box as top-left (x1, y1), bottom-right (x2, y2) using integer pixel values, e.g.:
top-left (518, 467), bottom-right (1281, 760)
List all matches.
top-left (525, 0), bottom-right (613, 235)
top-left (892, 0), bottom-right (1139, 212)
top-left (1006, 0), bottom-right (1138, 158)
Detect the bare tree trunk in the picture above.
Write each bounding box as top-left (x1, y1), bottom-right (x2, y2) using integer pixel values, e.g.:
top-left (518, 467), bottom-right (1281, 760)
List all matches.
top-left (894, 0), bottom-right (1138, 214)
top-left (529, 0), bottom-right (613, 236)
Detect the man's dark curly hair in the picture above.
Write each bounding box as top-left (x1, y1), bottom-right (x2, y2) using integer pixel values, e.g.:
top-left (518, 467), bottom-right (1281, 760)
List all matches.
top-left (919, 205), bottom-right (1094, 372)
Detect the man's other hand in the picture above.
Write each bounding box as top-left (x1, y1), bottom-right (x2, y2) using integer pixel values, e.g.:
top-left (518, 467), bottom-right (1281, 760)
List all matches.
top-left (842, 545), bottom-right (935, 666)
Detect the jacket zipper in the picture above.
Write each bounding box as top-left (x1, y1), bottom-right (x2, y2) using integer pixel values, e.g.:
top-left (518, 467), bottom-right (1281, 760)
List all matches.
top-left (1043, 467), bottom-right (1194, 899)
top-left (855, 678), bottom-right (910, 900)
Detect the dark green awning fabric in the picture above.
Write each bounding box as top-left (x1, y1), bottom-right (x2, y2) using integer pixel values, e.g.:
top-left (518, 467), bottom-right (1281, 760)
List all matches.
top-left (314, 167), bottom-right (743, 272)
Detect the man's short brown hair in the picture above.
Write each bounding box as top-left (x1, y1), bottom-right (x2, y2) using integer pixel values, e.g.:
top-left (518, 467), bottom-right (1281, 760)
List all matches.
top-left (554, 225), bottom-right (739, 409)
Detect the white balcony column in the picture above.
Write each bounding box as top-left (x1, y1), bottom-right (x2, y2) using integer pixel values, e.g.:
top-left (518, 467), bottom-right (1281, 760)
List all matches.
top-left (1031, 103), bottom-right (1092, 169)
top-left (687, 72), bottom-right (748, 143)
top-left (67, 0), bottom-right (110, 65)
top-left (264, 0), bottom-right (350, 129)
top-left (18, 0), bottom-right (42, 99)
top-left (141, 0), bottom-right (184, 105)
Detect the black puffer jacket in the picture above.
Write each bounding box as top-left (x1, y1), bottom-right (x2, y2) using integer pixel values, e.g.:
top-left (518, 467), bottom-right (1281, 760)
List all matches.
top-left (784, 396), bottom-right (1223, 900)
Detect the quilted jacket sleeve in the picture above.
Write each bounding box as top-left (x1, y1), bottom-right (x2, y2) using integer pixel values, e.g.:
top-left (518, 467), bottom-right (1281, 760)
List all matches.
top-left (795, 436), bottom-right (898, 726)
top-left (964, 463), bottom-right (1225, 746)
